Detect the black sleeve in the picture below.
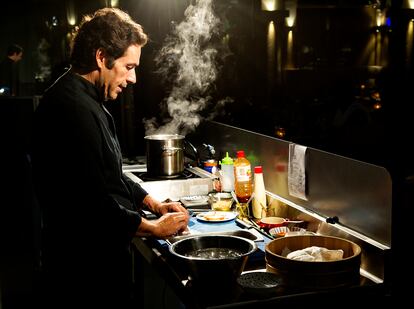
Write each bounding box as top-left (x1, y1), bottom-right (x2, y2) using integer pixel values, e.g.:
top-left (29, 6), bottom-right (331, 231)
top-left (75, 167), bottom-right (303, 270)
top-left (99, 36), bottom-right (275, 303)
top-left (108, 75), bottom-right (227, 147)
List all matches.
top-left (68, 107), bottom-right (142, 239)
top-left (32, 95), bottom-right (142, 241)
top-left (122, 173), bottom-right (148, 209)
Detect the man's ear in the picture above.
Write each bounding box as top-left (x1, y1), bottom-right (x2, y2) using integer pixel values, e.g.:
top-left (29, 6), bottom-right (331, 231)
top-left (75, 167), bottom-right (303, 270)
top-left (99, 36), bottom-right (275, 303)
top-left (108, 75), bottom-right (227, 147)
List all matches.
top-left (96, 48), bottom-right (105, 69)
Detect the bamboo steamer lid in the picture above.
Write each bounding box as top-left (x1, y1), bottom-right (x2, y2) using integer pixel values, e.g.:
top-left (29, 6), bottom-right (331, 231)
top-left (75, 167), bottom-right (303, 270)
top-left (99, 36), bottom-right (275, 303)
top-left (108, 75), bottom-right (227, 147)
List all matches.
top-left (265, 235), bottom-right (361, 290)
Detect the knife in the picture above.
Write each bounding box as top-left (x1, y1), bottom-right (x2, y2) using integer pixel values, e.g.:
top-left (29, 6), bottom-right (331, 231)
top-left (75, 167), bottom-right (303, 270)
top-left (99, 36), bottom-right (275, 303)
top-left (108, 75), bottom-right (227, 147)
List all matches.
top-left (236, 218), bottom-right (252, 229)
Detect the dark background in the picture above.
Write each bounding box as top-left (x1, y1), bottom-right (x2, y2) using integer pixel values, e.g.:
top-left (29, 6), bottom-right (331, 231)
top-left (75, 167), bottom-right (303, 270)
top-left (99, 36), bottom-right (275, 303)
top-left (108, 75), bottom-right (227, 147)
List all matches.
top-left (2, 0), bottom-right (412, 169)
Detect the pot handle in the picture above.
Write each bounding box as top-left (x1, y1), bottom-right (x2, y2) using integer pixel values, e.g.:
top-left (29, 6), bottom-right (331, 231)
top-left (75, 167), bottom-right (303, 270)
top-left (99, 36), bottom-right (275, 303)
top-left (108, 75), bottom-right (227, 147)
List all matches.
top-left (184, 140), bottom-right (200, 167)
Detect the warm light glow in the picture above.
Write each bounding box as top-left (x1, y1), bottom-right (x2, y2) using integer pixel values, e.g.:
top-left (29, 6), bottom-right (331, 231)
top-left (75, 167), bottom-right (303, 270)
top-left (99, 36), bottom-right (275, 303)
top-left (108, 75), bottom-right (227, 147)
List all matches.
top-left (104, 0), bottom-right (119, 7)
top-left (285, 0), bottom-right (297, 27)
top-left (267, 21), bottom-right (276, 84)
top-left (373, 102), bottom-right (382, 110)
top-left (408, 0), bottom-right (414, 9)
top-left (286, 30), bottom-right (294, 68)
top-left (261, 0), bottom-right (276, 11)
top-left (275, 127), bottom-right (286, 138)
top-left (371, 91), bottom-right (381, 101)
top-left (376, 9), bottom-right (384, 27)
top-left (407, 20), bottom-right (413, 66)
top-left (360, 6), bottom-right (388, 67)
top-left (286, 15), bottom-right (295, 27)
top-left (66, 0), bottom-right (76, 26)
top-left (67, 16), bottom-right (76, 26)
top-left (361, 7), bottom-right (388, 64)
top-left (359, 35), bottom-right (374, 65)
top-left (376, 32), bottom-right (382, 65)
top-left (268, 21), bottom-right (275, 40)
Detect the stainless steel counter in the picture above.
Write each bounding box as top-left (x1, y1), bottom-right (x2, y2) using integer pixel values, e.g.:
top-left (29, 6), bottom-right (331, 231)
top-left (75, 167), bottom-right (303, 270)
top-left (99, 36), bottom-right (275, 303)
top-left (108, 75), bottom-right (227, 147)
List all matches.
top-left (123, 164), bottom-right (217, 201)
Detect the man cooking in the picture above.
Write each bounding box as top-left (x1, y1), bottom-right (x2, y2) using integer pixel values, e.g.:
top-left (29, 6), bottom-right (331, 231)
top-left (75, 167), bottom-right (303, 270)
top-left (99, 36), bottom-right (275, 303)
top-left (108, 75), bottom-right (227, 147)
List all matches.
top-left (31, 8), bottom-right (189, 308)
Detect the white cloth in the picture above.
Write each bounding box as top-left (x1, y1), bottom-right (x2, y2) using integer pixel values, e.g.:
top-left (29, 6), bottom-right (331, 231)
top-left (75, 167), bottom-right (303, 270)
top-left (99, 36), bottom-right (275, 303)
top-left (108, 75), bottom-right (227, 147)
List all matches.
top-left (286, 246), bottom-right (344, 261)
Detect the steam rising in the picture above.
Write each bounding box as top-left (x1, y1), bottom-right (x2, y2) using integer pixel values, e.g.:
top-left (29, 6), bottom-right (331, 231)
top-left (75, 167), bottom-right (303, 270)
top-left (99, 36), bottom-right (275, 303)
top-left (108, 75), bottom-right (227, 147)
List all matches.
top-left (145, 0), bottom-right (229, 136)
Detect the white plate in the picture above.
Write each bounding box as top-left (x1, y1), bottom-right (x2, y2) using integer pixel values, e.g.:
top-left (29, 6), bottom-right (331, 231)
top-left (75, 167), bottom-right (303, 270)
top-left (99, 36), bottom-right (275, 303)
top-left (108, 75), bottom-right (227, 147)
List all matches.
top-left (196, 211), bottom-right (238, 223)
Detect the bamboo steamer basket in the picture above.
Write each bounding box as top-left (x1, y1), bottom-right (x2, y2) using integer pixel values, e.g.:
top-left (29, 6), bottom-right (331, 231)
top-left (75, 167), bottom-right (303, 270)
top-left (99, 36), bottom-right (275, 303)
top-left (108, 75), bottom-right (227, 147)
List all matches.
top-left (265, 235), bottom-right (361, 290)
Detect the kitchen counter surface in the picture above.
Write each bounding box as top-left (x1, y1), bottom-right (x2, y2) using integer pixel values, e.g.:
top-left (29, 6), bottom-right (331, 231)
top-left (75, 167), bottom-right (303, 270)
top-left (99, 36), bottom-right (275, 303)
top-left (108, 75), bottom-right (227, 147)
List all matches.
top-left (132, 214), bottom-right (387, 308)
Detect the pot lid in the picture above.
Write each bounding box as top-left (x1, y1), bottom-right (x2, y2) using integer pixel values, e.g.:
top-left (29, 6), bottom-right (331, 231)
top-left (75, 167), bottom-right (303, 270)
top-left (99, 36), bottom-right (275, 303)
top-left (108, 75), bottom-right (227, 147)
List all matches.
top-left (237, 271), bottom-right (283, 296)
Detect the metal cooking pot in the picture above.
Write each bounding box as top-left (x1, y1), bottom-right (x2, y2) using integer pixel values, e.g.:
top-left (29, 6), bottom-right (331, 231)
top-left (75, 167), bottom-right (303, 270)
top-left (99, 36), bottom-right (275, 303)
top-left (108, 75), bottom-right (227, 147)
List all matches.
top-left (169, 235), bottom-right (257, 287)
top-left (145, 134), bottom-right (185, 177)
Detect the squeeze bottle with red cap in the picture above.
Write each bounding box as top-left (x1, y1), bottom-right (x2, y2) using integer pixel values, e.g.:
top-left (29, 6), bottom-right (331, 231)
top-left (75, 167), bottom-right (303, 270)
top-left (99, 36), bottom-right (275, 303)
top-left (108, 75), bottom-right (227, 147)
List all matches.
top-left (252, 166), bottom-right (266, 219)
top-left (233, 150), bottom-right (252, 203)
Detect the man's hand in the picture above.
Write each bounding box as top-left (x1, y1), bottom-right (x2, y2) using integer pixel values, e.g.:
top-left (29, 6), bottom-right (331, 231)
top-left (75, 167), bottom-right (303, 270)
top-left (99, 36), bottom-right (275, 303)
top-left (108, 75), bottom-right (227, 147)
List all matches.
top-left (137, 212), bottom-right (189, 238)
top-left (143, 195), bottom-right (189, 218)
top-left (158, 200), bottom-right (187, 215)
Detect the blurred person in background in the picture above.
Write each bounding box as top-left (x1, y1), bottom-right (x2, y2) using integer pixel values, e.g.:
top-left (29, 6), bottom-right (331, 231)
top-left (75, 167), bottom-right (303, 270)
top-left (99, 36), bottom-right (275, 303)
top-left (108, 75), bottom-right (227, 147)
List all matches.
top-left (31, 8), bottom-right (189, 309)
top-left (0, 43), bottom-right (23, 96)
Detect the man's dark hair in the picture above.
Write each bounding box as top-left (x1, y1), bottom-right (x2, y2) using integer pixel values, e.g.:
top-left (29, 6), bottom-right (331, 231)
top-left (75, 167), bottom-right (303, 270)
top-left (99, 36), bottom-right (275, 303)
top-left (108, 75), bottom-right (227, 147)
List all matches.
top-left (70, 7), bottom-right (148, 74)
top-left (7, 44), bottom-right (23, 56)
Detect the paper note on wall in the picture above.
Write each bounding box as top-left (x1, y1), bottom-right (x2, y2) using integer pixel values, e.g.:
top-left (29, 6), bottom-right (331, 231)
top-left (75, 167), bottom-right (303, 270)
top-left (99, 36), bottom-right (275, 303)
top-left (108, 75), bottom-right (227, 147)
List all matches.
top-left (288, 143), bottom-right (308, 200)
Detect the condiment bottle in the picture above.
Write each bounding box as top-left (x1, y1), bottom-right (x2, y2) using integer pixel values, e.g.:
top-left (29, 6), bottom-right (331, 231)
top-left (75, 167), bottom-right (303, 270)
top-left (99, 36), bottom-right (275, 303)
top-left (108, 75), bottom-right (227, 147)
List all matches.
top-left (252, 166), bottom-right (266, 219)
top-left (233, 150), bottom-right (252, 203)
top-left (219, 152), bottom-right (234, 192)
top-left (203, 159), bottom-right (218, 174)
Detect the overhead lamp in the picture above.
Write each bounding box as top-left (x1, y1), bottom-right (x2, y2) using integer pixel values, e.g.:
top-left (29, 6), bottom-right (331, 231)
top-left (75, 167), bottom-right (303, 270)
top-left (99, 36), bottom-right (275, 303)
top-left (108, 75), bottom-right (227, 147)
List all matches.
top-left (261, 0), bottom-right (284, 12)
top-left (285, 0), bottom-right (297, 27)
top-left (261, 0), bottom-right (289, 21)
top-left (407, 0), bottom-right (414, 9)
top-left (376, 9), bottom-right (384, 27)
top-left (66, 0), bottom-right (77, 26)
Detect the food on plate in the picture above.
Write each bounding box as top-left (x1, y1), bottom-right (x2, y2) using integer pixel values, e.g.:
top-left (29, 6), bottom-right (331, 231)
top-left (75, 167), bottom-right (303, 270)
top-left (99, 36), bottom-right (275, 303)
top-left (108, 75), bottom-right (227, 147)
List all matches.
top-left (286, 246), bottom-right (344, 261)
top-left (203, 212), bottom-right (226, 221)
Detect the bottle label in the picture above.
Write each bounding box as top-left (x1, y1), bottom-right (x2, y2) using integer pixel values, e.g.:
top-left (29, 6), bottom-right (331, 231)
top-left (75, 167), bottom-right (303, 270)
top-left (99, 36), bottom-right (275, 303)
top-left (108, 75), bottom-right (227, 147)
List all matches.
top-left (203, 159), bottom-right (217, 174)
top-left (235, 166), bottom-right (251, 182)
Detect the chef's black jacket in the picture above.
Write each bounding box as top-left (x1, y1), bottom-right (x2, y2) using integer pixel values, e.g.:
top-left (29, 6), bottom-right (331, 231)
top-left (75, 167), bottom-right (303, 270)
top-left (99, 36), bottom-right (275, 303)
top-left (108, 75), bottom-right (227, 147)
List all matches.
top-left (31, 68), bottom-right (148, 307)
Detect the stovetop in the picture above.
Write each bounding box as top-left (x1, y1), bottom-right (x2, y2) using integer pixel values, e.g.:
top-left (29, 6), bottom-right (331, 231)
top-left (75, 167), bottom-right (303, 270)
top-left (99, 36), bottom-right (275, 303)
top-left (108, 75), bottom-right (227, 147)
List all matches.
top-left (131, 169), bottom-right (198, 181)
top-left (122, 163), bottom-right (217, 201)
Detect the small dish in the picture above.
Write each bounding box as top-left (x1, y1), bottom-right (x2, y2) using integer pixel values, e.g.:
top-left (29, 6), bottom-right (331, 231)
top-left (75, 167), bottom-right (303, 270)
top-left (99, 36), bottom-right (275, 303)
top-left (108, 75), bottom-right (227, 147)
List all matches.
top-left (269, 226), bottom-right (290, 237)
top-left (208, 192), bottom-right (233, 211)
top-left (285, 227), bottom-right (315, 237)
top-left (258, 217), bottom-right (287, 230)
top-left (269, 226), bottom-right (313, 238)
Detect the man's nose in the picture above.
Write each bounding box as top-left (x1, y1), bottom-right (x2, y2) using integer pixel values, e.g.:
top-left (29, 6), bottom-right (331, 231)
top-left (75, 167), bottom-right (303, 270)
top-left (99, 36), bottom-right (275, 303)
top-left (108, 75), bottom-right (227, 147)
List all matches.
top-left (126, 69), bottom-right (136, 84)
